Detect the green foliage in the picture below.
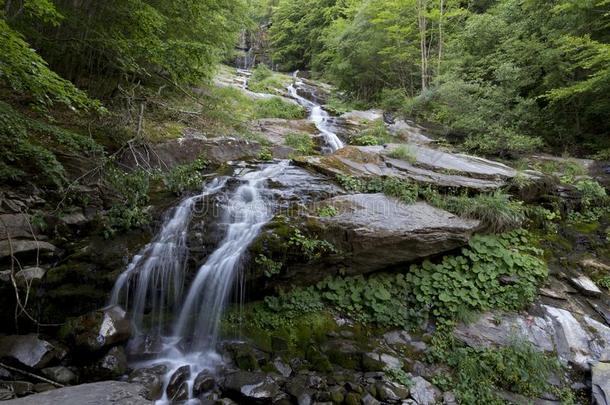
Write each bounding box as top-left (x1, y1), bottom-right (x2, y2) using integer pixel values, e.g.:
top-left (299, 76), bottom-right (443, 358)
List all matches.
top-left (289, 229), bottom-right (337, 261)
top-left (0, 19), bottom-right (99, 111)
top-left (574, 178), bottom-right (608, 209)
top-left (317, 205), bottom-right (338, 218)
top-left (337, 175), bottom-right (419, 205)
top-left (407, 230), bottom-right (547, 323)
top-left (101, 165), bottom-right (151, 238)
top-left (252, 230), bottom-right (546, 329)
top-left (350, 120), bottom-right (392, 146)
top-left (255, 254), bottom-right (283, 278)
top-left (0, 100), bottom-right (101, 185)
top-left (254, 97), bottom-right (306, 119)
top-left (248, 64), bottom-right (292, 94)
top-left (258, 147), bottom-right (273, 161)
top-left (285, 133), bottom-right (315, 155)
top-left (441, 341), bottom-right (572, 405)
top-left (162, 158), bottom-right (208, 194)
top-left (251, 64), bottom-right (274, 82)
top-left (442, 190), bottom-right (526, 233)
top-left (597, 276), bottom-right (610, 290)
top-left (384, 367), bottom-right (413, 388)
top-left (388, 145), bottom-right (416, 163)
top-left (463, 132), bottom-right (544, 157)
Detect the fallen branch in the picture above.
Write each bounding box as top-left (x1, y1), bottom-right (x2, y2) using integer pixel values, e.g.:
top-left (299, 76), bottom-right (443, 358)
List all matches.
top-left (0, 362), bottom-right (65, 388)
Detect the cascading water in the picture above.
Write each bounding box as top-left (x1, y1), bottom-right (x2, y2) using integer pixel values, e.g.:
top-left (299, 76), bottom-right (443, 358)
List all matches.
top-left (109, 177), bottom-right (227, 338)
top-left (110, 161), bottom-right (289, 404)
top-left (288, 71), bottom-right (344, 153)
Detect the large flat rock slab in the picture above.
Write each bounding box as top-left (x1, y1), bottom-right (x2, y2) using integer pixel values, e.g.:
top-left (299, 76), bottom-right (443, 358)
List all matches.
top-left (295, 146), bottom-right (511, 191)
top-left (3, 381), bottom-right (150, 405)
top-left (313, 194), bottom-right (480, 274)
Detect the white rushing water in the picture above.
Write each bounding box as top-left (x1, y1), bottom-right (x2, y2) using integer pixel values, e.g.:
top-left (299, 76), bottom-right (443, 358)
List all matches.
top-left (110, 161), bottom-right (289, 404)
top-left (287, 71), bottom-right (344, 153)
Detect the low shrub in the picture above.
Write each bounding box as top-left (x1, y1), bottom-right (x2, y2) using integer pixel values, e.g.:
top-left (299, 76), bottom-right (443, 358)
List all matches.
top-left (285, 133), bottom-right (315, 155)
top-left (254, 97), bottom-right (306, 119)
top-left (388, 145), bottom-right (416, 163)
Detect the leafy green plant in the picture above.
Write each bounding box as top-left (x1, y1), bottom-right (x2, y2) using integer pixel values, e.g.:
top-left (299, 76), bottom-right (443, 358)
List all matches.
top-left (406, 230), bottom-right (547, 323)
top-left (388, 145), bottom-right (416, 163)
top-left (317, 205), bottom-right (338, 217)
top-left (384, 367), bottom-right (413, 388)
top-left (101, 165), bottom-right (152, 237)
top-left (289, 229), bottom-right (337, 261)
top-left (574, 178), bottom-right (608, 208)
top-left (464, 132), bottom-right (543, 157)
top-left (259, 147), bottom-right (273, 161)
top-left (162, 158), bottom-right (208, 194)
top-left (285, 133), bottom-right (315, 155)
top-left (255, 254), bottom-right (283, 277)
top-left (350, 120), bottom-right (392, 146)
top-left (597, 276), bottom-right (610, 290)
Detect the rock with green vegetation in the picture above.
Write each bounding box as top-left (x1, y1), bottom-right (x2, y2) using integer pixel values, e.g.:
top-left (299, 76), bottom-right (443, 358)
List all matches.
top-left (310, 193), bottom-right (480, 274)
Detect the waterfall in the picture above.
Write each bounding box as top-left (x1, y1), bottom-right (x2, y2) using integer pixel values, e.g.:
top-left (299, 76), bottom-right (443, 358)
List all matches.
top-left (109, 177), bottom-right (227, 338)
top-left (288, 71), bottom-right (344, 153)
top-left (110, 161), bottom-right (289, 404)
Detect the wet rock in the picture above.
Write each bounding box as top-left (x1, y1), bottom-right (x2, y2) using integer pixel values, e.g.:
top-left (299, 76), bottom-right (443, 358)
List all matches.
top-left (592, 362), bottom-right (610, 405)
top-left (0, 240), bottom-right (57, 260)
top-left (384, 331), bottom-right (413, 346)
top-left (569, 275), bottom-right (602, 297)
top-left (128, 365), bottom-right (166, 401)
top-left (271, 357), bottom-right (292, 378)
top-left (312, 194), bottom-right (480, 275)
top-left (581, 259), bottom-right (610, 273)
top-left (223, 371), bottom-right (281, 402)
top-left (329, 385), bottom-right (346, 403)
top-left (0, 367), bottom-right (12, 380)
top-left (60, 210), bottom-right (88, 226)
top-left (306, 347), bottom-right (333, 373)
top-left (94, 346), bottom-right (127, 379)
top-left (388, 120), bottom-right (433, 145)
top-left (324, 340), bottom-right (361, 370)
top-left (410, 377), bottom-right (441, 405)
top-left (225, 342), bottom-right (261, 371)
top-left (193, 370), bottom-right (215, 395)
top-left (1, 381), bottom-right (150, 404)
top-left (374, 381), bottom-right (408, 401)
top-left (42, 366), bottom-right (77, 385)
top-left (62, 306), bottom-right (131, 352)
top-left (0, 334), bottom-right (60, 369)
top-left (165, 365), bottom-right (191, 401)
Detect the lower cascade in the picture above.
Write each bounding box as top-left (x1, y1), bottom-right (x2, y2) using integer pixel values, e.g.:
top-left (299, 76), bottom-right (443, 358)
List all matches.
top-left (110, 161), bottom-right (290, 403)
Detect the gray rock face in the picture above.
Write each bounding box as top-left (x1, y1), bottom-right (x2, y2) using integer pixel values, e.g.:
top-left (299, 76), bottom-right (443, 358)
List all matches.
top-left (95, 346), bottom-right (128, 379)
top-left (1, 381), bottom-right (150, 405)
top-left (569, 275), bottom-right (602, 297)
top-left (121, 134), bottom-right (261, 168)
top-left (296, 145), bottom-right (517, 191)
top-left (0, 334), bottom-right (59, 369)
top-left (0, 214), bottom-right (39, 239)
top-left (454, 305), bottom-right (610, 371)
top-left (0, 240), bottom-right (57, 260)
top-left (592, 362), bottom-right (610, 405)
top-left (410, 377), bottom-right (441, 405)
top-left (314, 194), bottom-right (480, 274)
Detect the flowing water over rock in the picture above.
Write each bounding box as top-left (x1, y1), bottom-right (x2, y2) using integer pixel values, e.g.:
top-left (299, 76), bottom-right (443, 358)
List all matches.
top-left (109, 160), bottom-right (338, 403)
top-left (287, 71), bottom-right (344, 153)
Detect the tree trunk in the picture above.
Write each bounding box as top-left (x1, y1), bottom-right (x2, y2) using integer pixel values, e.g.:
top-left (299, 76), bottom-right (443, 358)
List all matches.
top-left (418, 0), bottom-right (429, 92)
top-left (438, 0), bottom-right (444, 76)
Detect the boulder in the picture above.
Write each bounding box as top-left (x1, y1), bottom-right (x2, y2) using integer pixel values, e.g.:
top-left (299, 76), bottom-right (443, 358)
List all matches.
top-left (1, 381), bottom-right (150, 404)
top-left (410, 377), bottom-right (441, 405)
top-left (592, 362), bottom-right (610, 405)
top-left (42, 367), bottom-right (77, 385)
top-left (193, 371), bottom-right (215, 395)
top-left (145, 136), bottom-right (262, 168)
top-left (128, 365), bottom-right (166, 401)
top-left (311, 194), bottom-right (480, 274)
top-left (221, 371), bottom-right (281, 402)
top-left (62, 306), bottom-right (131, 352)
top-left (569, 275), bottom-right (602, 297)
top-left (388, 120), bottom-right (433, 145)
top-left (0, 334), bottom-right (60, 369)
top-left (0, 240), bottom-right (57, 260)
top-left (0, 214), bottom-right (39, 240)
top-left (165, 365), bottom-right (190, 401)
top-left (93, 346), bottom-right (127, 379)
